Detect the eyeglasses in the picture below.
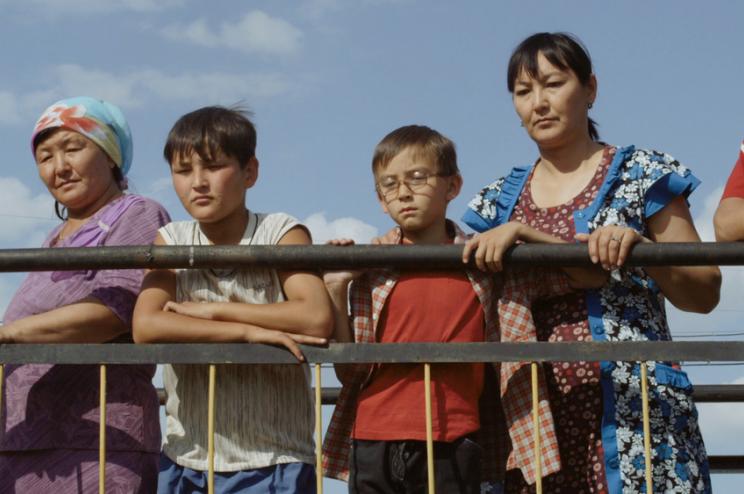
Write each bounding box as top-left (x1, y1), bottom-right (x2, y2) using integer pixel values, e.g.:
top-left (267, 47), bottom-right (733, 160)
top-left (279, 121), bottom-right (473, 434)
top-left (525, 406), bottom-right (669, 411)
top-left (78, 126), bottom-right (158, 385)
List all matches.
top-left (376, 170), bottom-right (447, 200)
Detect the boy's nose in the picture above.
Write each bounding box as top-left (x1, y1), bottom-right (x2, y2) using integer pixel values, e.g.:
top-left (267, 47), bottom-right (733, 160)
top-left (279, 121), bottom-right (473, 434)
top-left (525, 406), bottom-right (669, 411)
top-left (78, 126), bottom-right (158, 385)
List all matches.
top-left (397, 181), bottom-right (414, 199)
top-left (192, 169), bottom-right (208, 187)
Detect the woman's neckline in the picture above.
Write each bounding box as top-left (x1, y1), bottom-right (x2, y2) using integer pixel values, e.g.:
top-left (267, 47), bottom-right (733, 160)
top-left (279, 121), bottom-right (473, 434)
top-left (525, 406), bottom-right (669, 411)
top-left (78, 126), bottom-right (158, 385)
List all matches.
top-left (526, 145), bottom-right (613, 211)
top-left (51, 193), bottom-right (127, 246)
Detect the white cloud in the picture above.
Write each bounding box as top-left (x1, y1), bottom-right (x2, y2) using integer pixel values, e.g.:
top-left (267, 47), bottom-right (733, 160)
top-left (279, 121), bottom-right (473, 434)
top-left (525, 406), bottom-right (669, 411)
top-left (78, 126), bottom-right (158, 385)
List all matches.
top-left (0, 177), bottom-right (57, 246)
top-left (161, 10), bottom-right (303, 56)
top-left (693, 185), bottom-right (723, 242)
top-left (135, 69), bottom-right (292, 103)
top-left (0, 0), bottom-right (184, 15)
top-left (54, 64), bottom-right (146, 108)
top-left (303, 213), bottom-right (378, 244)
top-left (0, 64), bottom-right (295, 124)
top-left (299, 0), bottom-right (411, 19)
top-left (0, 90), bottom-right (58, 127)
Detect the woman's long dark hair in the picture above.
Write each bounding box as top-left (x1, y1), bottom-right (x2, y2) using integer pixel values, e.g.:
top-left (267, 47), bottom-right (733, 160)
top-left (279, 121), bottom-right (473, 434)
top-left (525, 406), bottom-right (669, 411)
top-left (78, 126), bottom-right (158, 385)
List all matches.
top-left (507, 32), bottom-right (599, 141)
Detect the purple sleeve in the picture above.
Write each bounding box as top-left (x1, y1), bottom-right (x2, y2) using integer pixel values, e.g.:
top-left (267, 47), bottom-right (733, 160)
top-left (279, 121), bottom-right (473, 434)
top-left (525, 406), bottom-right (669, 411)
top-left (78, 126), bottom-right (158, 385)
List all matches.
top-left (90, 198), bottom-right (170, 327)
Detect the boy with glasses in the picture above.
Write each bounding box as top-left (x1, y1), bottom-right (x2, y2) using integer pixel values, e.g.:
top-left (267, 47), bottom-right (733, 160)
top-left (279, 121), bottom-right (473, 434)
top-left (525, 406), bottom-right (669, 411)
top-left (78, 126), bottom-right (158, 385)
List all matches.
top-left (324, 123), bottom-right (520, 492)
top-left (323, 125), bottom-right (488, 493)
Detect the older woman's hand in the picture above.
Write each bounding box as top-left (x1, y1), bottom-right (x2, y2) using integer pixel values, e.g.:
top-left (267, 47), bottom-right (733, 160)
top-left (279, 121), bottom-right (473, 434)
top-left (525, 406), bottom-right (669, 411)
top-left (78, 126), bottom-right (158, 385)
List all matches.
top-left (575, 226), bottom-right (650, 271)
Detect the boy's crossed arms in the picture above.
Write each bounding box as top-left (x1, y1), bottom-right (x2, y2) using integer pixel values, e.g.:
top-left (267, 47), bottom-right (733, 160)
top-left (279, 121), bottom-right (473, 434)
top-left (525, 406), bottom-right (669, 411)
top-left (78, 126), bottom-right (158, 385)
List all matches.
top-left (133, 226), bottom-right (331, 360)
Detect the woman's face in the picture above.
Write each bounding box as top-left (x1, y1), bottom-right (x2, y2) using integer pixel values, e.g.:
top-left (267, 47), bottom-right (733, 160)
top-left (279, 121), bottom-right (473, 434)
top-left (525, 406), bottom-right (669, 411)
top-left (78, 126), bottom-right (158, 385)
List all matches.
top-left (34, 128), bottom-right (118, 215)
top-left (512, 52), bottom-right (596, 150)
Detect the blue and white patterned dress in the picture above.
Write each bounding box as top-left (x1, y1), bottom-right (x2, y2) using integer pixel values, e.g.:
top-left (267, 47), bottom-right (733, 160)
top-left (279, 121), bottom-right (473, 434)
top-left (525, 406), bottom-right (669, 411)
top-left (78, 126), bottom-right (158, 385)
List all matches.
top-left (463, 145), bottom-right (711, 494)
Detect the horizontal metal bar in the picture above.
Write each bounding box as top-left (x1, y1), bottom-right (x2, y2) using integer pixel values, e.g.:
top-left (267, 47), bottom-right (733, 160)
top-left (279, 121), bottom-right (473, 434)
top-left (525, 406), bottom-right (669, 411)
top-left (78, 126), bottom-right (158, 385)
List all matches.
top-left (709, 455), bottom-right (744, 474)
top-left (1, 341), bottom-right (744, 364)
top-left (155, 383), bottom-right (744, 406)
top-left (154, 385), bottom-right (744, 407)
top-left (0, 242), bottom-right (743, 273)
top-left (693, 385), bottom-right (744, 403)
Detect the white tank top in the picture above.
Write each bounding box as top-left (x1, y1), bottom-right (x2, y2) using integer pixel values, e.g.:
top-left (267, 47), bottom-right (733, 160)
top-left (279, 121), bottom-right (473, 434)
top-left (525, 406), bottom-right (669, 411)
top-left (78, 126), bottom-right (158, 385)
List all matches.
top-left (159, 211), bottom-right (315, 471)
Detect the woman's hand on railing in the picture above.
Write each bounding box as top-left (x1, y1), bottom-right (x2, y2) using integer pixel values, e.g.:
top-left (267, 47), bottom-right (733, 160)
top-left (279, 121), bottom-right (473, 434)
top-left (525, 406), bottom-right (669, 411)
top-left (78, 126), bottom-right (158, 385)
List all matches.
top-left (575, 225), bottom-right (649, 271)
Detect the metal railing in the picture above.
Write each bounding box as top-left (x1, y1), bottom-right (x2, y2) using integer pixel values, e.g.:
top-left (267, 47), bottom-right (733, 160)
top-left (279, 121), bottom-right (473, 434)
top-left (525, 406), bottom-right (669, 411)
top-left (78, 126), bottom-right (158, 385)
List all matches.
top-left (1, 242), bottom-right (743, 493)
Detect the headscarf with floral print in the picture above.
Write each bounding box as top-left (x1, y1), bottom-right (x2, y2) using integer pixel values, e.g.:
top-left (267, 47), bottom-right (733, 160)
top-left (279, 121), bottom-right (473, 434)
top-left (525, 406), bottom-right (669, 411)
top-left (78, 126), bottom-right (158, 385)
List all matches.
top-left (31, 97), bottom-right (133, 176)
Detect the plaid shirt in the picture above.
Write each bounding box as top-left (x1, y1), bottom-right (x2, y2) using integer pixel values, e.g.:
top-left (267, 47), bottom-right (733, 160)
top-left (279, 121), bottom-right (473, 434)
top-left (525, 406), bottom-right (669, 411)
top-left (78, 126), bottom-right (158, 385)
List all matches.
top-left (322, 222), bottom-right (571, 485)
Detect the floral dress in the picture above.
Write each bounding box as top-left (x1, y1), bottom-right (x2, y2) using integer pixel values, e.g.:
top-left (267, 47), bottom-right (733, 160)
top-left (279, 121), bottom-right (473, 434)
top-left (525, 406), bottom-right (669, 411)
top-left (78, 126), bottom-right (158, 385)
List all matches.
top-left (463, 145), bottom-right (711, 494)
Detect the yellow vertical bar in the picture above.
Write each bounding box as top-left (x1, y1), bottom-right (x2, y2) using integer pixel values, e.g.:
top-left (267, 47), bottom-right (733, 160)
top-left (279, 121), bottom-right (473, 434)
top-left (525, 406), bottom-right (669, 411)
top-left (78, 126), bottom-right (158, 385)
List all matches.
top-left (531, 362), bottom-right (542, 494)
top-left (640, 362), bottom-right (653, 493)
top-left (0, 364), bottom-right (4, 426)
top-left (424, 363), bottom-right (435, 494)
top-left (315, 364), bottom-right (323, 494)
top-left (208, 364), bottom-right (216, 494)
top-left (99, 364), bottom-right (107, 494)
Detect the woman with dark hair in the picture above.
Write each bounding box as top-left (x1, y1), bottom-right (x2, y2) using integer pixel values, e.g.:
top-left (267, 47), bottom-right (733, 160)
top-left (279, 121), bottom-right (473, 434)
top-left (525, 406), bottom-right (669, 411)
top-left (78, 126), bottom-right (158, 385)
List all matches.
top-left (0, 97), bottom-right (169, 493)
top-left (462, 33), bottom-right (720, 493)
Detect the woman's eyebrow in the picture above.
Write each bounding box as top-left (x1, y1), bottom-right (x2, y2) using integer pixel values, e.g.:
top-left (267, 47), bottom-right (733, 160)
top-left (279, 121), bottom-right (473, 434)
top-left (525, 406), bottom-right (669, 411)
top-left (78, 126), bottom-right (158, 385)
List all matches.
top-left (37, 135), bottom-right (82, 152)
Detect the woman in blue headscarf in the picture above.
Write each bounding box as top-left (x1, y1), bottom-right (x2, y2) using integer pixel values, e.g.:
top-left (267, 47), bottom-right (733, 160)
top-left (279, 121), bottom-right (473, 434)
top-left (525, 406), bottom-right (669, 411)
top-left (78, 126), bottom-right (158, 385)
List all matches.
top-left (0, 97), bottom-right (170, 493)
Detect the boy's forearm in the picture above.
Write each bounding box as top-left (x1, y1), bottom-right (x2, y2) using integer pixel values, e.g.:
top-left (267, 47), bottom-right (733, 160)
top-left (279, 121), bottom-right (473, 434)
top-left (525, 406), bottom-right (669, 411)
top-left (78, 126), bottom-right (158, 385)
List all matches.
top-left (325, 281), bottom-right (353, 342)
top-left (133, 309), bottom-right (255, 343)
top-left (199, 298), bottom-right (333, 338)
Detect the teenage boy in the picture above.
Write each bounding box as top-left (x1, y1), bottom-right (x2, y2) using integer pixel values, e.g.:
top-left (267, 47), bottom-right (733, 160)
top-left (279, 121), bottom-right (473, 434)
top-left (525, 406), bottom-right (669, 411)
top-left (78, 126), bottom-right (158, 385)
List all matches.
top-left (133, 106), bottom-right (333, 493)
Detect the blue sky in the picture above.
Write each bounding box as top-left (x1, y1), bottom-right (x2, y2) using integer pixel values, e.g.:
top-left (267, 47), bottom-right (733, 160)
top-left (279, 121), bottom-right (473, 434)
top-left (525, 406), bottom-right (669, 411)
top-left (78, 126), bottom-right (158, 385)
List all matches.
top-left (1, 0), bottom-right (743, 491)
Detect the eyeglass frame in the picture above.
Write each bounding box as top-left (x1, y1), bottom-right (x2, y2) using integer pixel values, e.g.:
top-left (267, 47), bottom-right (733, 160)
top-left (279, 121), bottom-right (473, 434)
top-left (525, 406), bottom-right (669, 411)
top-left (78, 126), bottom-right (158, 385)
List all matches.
top-left (375, 169), bottom-right (453, 201)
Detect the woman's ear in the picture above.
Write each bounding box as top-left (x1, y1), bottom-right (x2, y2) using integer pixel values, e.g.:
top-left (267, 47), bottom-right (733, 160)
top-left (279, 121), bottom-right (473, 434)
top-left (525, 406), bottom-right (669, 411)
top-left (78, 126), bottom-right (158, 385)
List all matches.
top-left (587, 73), bottom-right (598, 107)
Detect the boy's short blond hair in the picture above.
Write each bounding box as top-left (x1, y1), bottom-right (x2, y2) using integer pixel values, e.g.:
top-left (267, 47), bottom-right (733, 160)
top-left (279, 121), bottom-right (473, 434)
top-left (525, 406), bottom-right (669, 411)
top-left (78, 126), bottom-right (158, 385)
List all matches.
top-left (371, 125), bottom-right (459, 176)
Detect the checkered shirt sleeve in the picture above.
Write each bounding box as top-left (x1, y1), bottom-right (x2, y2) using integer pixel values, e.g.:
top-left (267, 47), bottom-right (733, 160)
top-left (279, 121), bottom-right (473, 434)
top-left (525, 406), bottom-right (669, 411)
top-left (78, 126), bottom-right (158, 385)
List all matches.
top-left (498, 268), bottom-right (572, 484)
top-left (322, 272), bottom-right (396, 480)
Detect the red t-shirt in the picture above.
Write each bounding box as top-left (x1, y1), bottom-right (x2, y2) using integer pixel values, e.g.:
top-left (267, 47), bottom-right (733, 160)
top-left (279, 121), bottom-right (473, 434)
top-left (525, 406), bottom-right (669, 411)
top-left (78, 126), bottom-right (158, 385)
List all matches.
top-left (352, 272), bottom-right (485, 442)
top-left (722, 141), bottom-right (744, 199)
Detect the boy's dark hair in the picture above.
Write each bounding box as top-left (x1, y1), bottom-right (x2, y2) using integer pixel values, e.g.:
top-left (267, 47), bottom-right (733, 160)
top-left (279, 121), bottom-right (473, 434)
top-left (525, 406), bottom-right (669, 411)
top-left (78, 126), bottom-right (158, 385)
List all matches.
top-left (507, 32), bottom-right (599, 141)
top-left (163, 106), bottom-right (257, 166)
top-left (372, 125), bottom-right (459, 176)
